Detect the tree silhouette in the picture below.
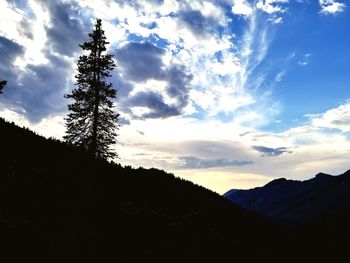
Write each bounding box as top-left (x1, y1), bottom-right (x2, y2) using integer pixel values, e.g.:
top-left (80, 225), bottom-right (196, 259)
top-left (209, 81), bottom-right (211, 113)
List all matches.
top-left (0, 80), bottom-right (7, 94)
top-left (64, 19), bottom-right (119, 160)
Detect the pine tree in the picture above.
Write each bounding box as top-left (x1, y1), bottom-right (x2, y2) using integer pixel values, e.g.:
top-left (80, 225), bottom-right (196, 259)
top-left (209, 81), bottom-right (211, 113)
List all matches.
top-left (64, 19), bottom-right (119, 160)
top-left (0, 80), bottom-right (7, 94)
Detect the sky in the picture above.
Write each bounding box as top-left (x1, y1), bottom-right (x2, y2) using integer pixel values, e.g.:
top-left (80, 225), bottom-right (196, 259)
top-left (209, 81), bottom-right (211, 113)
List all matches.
top-left (0, 0), bottom-right (350, 194)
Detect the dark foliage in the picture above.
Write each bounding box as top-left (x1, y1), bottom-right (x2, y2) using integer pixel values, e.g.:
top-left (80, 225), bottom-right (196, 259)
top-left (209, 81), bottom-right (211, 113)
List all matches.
top-left (0, 80), bottom-right (7, 94)
top-left (1, 119), bottom-right (349, 262)
top-left (64, 19), bottom-right (119, 160)
top-left (0, 118), bottom-right (287, 263)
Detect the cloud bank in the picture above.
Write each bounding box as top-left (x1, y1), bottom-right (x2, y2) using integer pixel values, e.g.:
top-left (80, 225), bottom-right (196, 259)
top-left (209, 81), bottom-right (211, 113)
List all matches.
top-left (0, 0), bottom-right (349, 193)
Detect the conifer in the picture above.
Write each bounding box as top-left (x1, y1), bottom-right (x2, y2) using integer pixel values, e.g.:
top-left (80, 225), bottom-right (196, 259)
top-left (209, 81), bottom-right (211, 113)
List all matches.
top-left (65, 19), bottom-right (119, 160)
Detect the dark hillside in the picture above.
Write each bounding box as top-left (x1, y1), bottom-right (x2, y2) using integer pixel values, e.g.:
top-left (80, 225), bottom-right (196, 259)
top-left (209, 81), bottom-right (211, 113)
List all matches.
top-left (0, 118), bottom-right (285, 263)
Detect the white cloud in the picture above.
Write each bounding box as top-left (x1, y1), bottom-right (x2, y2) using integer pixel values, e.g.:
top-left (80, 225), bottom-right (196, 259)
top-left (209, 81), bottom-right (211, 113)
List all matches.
top-left (0, 0), bottom-right (50, 67)
top-left (231, 0), bottom-right (253, 17)
top-left (1, 0), bottom-right (281, 125)
top-left (310, 101), bottom-right (350, 132)
top-left (256, 0), bottom-right (288, 14)
top-left (319, 0), bottom-right (346, 15)
top-left (231, 0), bottom-right (288, 17)
top-left (191, 0), bottom-right (227, 26)
top-left (115, 108), bottom-right (350, 193)
top-left (0, 1), bottom-right (24, 41)
top-left (2, 100), bottom-right (350, 194)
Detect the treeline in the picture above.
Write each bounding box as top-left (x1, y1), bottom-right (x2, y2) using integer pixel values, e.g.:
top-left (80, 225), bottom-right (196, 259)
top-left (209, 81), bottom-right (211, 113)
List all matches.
top-left (0, 117), bottom-right (286, 263)
top-left (1, 111), bottom-right (349, 262)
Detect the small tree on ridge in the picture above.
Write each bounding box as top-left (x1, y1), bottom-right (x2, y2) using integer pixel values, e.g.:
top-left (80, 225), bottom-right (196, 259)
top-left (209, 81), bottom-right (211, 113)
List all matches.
top-left (0, 80), bottom-right (7, 94)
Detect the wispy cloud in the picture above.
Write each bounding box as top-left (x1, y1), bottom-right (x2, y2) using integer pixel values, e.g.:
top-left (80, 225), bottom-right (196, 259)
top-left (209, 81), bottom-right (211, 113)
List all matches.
top-left (298, 53), bottom-right (312, 66)
top-left (179, 156), bottom-right (253, 169)
top-left (275, 71), bottom-right (286, 82)
top-left (1, 0), bottom-right (350, 194)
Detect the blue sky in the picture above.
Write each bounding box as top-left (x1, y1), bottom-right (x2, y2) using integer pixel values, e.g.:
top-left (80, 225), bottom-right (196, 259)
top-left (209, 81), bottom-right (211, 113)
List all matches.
top-left (0, 0), bottom-right (350, 193)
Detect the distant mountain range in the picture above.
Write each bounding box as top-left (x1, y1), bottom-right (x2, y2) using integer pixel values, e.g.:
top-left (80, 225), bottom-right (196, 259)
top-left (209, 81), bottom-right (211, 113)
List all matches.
top-left (224, 170), bottom-right (350, 222)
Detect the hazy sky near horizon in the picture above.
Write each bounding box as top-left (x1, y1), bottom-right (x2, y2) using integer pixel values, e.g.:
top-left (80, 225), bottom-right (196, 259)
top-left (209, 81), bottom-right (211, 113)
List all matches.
top-left (1, 0), bottom-right (350, 193)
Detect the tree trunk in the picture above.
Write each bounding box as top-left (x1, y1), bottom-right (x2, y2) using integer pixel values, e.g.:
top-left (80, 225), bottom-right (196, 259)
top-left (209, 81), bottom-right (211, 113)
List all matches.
top-left (91, 38), bottom-right (101, 157)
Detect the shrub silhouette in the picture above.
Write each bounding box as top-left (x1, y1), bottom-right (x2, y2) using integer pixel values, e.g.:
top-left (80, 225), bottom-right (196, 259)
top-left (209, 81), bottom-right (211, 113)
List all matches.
top-left (0, 80), bottom-right (7, 94)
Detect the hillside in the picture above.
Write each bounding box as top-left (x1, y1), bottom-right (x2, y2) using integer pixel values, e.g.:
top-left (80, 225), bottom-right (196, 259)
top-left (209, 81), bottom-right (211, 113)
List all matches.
top-left (224, 171), bottom-right (350, 222)
top-left (0, 118), bottom-right (285, 263)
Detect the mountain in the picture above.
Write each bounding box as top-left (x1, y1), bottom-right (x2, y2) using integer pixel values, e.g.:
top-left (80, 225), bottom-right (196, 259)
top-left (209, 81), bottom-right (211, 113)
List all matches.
top-left (224, 170), bottom-right (350, 222)
top-left (224, 171), bottom-right (350, 262)
top-left (0, 118), bottom-right (286, 263)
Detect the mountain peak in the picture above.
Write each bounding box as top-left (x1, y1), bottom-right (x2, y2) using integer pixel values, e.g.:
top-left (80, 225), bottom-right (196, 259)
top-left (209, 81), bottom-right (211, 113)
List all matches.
top-left (315, 172), bottom-right (332, 179)
top-left (264, 177), bottom-right (288, 187)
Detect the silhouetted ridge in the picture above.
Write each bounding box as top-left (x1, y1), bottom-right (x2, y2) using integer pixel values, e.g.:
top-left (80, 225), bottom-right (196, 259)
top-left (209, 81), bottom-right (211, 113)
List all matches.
top-left (0, 118), bottom-right (286, 263)
top-left (224, 170), bottom-right (350, 222)
top-left (2, 117), bottom-right (350, 262)
top-left (264, 177), bottom-right (289, 187)
top-left (314, 172), bottom-right (333, 180)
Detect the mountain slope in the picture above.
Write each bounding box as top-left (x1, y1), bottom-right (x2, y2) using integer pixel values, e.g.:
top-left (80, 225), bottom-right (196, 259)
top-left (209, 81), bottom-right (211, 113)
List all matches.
top-left (0, 118), bottom-right (285, 263)
top-left (224, 171), bottom-right (350, 222)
